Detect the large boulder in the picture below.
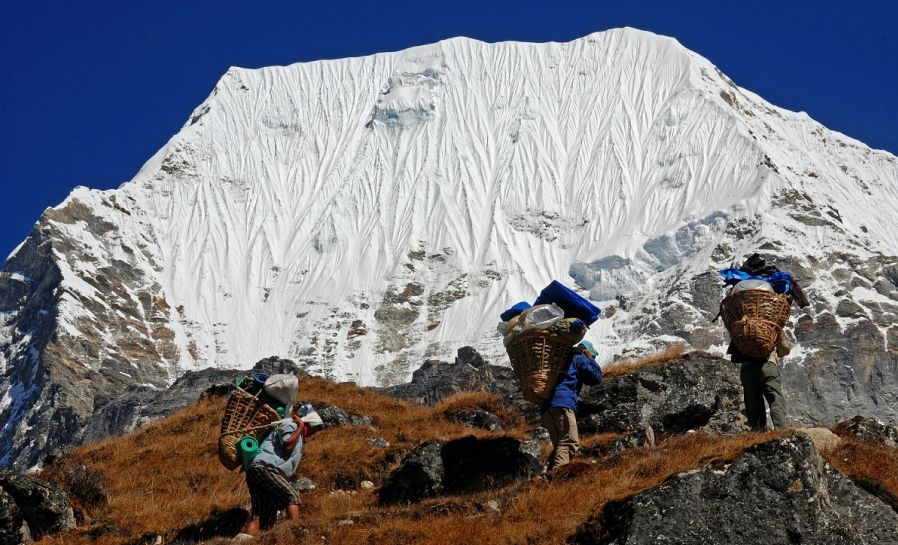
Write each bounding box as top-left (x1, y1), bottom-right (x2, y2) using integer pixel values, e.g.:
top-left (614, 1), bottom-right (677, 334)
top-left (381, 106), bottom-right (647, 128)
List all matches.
top-left (379, 443), bottom-right (445, 504)
top-left (0, 471), bottom-right (75, 539)
top-left (381, 347), bottom-right (536, 420)
top-left (380, 436), bottom-right (542, 504)
top-left (571, 434), bottom-right (898, 545)
top-left (315, 403), bottom-right (373, 428)
top-left (578, 352), bottom-right (746, 437)
top-left (0, 487), bottom-right (26, 545)
top-left (833, 415), bottom-right (898, 447)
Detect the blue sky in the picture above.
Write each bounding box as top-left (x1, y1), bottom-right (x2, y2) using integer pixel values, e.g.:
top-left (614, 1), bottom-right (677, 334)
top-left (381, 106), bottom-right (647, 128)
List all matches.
top-left (2, 0), bottom-right (897, 259)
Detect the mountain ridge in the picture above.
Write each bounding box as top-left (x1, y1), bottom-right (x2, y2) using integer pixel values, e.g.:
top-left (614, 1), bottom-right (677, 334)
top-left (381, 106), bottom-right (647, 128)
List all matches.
top-left (1, 27), bottom-right (897, 468)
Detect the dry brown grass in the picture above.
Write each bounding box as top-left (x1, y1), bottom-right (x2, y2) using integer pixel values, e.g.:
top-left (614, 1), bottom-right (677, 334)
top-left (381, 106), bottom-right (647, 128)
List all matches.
top-left (35, 368), bottom-right (898, 545)
top-left (602, 345), bottom-right (688, 379)
top-left (823, 436), bottom-right (898, 510)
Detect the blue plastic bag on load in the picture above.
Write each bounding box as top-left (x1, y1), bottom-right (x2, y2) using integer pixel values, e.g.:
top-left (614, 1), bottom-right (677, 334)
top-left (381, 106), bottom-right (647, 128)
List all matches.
top-left (500, 301), bottom-right (532, 322)
top-left (718, 268), bottom-right (792, 295)
top-left (766, 272), bottom-right (792, 294)
top-left (533, 281), bottom-right (601, 326)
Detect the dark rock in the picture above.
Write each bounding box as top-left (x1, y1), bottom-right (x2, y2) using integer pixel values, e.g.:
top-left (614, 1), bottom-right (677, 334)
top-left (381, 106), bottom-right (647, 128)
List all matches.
top-left (83, 522), bottom-right (122, 540)
top-left (291, 477), bottom-right (317, 492)
top-left (0, 487), bottom-right (26, 545)
top-left (0, 471), bottom-right (75, 539)
top-left (170, 507), bottom-right (250, 544)
top-left (571, 435), bottom-right (898, 545)
top-left (577, 352), bottom-right (746, 437)
top-left (379, 443), bottom-right (444, 504)
top-left (381, 349), bottom-right (536, 421)
top-left (528, 427), bottom-right (551, 443)
top-left (835, 298), bottom-right (867, 318)
top-left (789, 306), bottom-right (898, 426)
top-left (455, 346), bottom-right (486, 368)
top-left (833, 415), bottom-right (898, 447)
top-left (440, 436), bottom-right (542, 493)
top-left (315, 403), bottom-right (373, 427)
top-left (41, 446), bottom-right (72, 469)
top-left (380, 436), bottom-right (542, 504)
top-left (444, 409), bottom-right (502, 431)
top-left (83, 357), bottom-right (304, 444)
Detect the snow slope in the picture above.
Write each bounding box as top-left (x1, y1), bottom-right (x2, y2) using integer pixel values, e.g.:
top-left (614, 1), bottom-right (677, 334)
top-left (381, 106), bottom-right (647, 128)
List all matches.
top-left (2, 27), bottom-right (898, 467)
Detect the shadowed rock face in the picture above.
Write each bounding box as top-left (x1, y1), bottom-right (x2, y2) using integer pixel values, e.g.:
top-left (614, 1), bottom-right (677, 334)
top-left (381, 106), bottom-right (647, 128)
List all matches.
top-left (380, 347), bottom-right (535, 420)
top-left (0, 471), bottom-right (75, 541)
top-left (571, 434), bottom-right (898, 545)
top-left (578, 352), bottom-right (747, 437)
top-left (379, 436), bottom-right (542, 504)
top-left (82, 356), bottom-right (303, 444)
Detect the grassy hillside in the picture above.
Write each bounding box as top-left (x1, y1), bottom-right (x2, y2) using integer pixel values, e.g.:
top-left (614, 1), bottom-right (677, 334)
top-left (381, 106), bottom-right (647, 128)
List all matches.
top-left (35, 360), bottom-right (898, 545)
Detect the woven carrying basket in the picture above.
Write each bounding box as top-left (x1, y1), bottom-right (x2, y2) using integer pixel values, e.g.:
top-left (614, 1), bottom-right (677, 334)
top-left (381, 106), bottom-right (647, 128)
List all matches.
top-left (218, 390), bottom-right (280, 470)
top-left (506, 330), bottom-right (573, 403)
top-left (720, 289), bottom-right (791, 358)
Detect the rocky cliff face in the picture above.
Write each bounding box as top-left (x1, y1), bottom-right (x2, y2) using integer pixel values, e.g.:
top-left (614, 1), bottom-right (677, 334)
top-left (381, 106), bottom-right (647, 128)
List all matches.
top-left (572, 434), bottom-right (898, 545)
top-left (3, 27), bottom-right (898, 468)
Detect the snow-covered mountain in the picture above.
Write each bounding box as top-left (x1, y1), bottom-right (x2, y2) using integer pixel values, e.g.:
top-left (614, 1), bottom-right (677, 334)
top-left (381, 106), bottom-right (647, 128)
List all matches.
top-left (2, 28), bottom-right (897, 467)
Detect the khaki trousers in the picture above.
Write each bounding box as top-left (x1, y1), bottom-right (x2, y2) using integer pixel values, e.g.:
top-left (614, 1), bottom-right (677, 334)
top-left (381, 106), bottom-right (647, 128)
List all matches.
top-left (541, 407), bottom-right (579, 470)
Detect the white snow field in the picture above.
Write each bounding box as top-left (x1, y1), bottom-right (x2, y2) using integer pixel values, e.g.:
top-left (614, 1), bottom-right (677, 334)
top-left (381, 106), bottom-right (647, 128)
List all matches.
top-left (6, 27), bottom-right (898, 387)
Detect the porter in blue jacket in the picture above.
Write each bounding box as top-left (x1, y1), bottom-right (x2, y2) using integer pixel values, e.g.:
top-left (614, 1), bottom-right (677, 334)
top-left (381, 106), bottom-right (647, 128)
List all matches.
top-left (541, 342), bottom-right (603, 469)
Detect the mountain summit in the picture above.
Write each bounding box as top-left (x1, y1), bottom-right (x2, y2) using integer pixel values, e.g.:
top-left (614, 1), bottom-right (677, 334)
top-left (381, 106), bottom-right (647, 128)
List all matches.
top-left (2, 28), bottom-right (897, 467)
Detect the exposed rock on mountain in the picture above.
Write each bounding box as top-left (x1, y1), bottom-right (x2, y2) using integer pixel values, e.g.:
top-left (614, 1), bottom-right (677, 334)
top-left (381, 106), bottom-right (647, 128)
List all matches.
top-left (834, 415), bottom-right (898, 448)
top-left (0, 487), bottom-right (27, 545)
top-left (571, 434), bottom-right (898, 545)
top-left (0, 471), bottom-right (75, 541)
top-left (579, 352), bottom-right (746, 436)
top-left (381, 347), bottom-right (531, 417)
top-left (3, 27), bottom-right (898, 468)
top-left (315, 403), bottom-right (373, 428)
top-left (83, 356), bottom-right (301, 444)
top-left (380, 436), bottom-right (542, 504)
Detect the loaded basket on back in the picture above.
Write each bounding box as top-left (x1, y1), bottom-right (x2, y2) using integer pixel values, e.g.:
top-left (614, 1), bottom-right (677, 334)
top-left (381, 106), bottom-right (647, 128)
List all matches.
top-left (718, 272), bottom-right (793, 359)
top-left (500, 281), bottom-right (601, 403)
top-left (218, 374), bottom-right (286, 471)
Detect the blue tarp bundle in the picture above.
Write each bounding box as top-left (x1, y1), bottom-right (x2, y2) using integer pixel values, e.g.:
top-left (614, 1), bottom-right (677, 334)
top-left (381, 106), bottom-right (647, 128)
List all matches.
top-left (533, 280), bottom-right (601, 326)
top-left (500, 301), bottom-right (532, 322)
top-left (719, 268), bottom-right (793, 294)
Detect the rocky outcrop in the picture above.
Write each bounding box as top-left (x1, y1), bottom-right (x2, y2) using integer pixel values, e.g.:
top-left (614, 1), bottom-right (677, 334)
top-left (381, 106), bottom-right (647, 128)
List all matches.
top-left (0, 487), bottom-right (26, 545)
top-left (571, 434), bottom-right (898, 545)
top-left (578, 352), bottom-right (746, 437)
top-left (170, 507), bottom-right (249, 544)
top-left (834, 415), bottom-right (898, 447)
top-left (82, 357), bottom-right (301, 444)
top-left (444, 409), bottom-right (503, 431)
top-left (381, 347), bottom-right (535, 420)
top-left (380, 436), bottom-right (542, 504)
top-left (314, 404), bottom-right (373, 428)
top-left (0, 205), bottom-right (186, 469)
top-left (0, 471), bottom-right (75, 540)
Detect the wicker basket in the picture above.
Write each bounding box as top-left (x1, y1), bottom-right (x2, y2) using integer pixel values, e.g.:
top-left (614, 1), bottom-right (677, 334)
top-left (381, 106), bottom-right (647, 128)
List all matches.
top-left (218, 390), bottom-right (281, 470)
top-left (506, 330), bottom-right (574, 403)
top-left (720, 289), bottom-right (791, 358)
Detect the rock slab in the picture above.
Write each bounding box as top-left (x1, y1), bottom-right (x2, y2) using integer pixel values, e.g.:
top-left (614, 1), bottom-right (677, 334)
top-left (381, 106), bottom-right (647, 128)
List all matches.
top-left (571, 434), bottom-right (898, 545)
top-left (578, 352), bottom-right (747, 437)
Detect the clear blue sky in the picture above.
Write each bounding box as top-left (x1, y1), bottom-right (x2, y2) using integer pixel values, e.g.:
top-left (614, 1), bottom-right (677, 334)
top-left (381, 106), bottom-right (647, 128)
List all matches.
top-left (2, 0), bottom-right (897, 259)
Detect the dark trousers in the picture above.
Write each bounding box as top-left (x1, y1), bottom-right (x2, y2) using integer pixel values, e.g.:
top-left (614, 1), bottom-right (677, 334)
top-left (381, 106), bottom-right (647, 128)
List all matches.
top-left (739, 356), bottom-right (787, 430)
